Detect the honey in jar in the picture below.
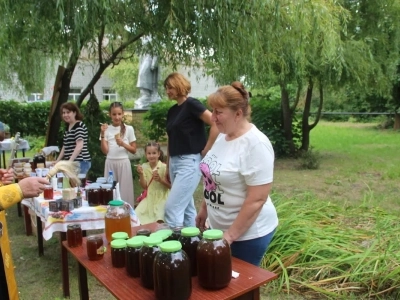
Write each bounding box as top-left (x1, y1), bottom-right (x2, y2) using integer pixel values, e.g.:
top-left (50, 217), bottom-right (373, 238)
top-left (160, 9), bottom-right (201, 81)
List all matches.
top-left (105, 200), bottom-right (131, 243)
top-left (179, 227), bottom-right (201, 276)
top-left (111, 239), bottom-right (127, 268)
top-left (139, 236), bottom-right (163, 289)
top-left (154, 241), bottom-right (192, 300)
top-left (86, 235), bottom-right (106, 261)
top-left (170, 226), bottom-right (184, 241)
top-left (43, 185), bottom-right (54, 200)
top-left (197, 229), bottom-right (232, 289)
top-left (126, 236), bottom-right (147, 277)
top-left (67, 224), bottom-right (82, 248)
top-left (100, 184), bottom-right (113, 205)
top-left (86, 186), bottom-right (101, 206)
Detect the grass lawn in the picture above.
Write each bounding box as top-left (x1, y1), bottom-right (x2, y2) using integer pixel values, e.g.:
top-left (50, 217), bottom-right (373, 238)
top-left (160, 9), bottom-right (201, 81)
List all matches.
top-left (5, 121), bottom-right (400, 299)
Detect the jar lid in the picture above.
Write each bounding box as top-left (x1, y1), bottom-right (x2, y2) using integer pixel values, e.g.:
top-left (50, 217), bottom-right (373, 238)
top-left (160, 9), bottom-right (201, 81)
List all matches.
top-left (136, 228), bottom-right (152, 235)
top-left (87, 235), bottom-right (103, 241)
top-left (202, 229), bottom-right (223, 239)
top-left (67, 224), bottom-right (75, 230)
top-left (143, 236), bottom-right (163, 246)
top-left (181, 227), bottom-right (200, 237)
top-left (126, 236), bottom-right (147, 248)
top-left (156, 229), bottom-right (173, 237)
top-left (112, 232), bottom-right (129, 240)
top-left (110, 239), bottom-right (127, 249)
top-left (150, 232), bottom-right (169, 241)
top-left (108, 200), bottom-right (124, 206)
top-left (160, 241), bottom-right (182, 253)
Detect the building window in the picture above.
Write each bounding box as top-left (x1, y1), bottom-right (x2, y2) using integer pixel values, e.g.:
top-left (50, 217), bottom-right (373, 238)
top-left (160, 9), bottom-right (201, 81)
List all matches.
top-left (27, 93), bottom-right (44, 102)
top-left (103, 89), bottom-right (117, 101)
top-left (68, 88), bottom-right (81, 101)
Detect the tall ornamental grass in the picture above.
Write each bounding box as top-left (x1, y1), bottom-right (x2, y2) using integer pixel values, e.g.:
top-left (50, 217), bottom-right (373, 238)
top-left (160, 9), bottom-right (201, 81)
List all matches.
top-left (263, 194), bottom-right (400, 299)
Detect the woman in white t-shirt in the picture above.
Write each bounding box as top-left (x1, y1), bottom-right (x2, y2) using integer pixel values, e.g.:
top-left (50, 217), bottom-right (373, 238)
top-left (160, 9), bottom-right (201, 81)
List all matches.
top-left (196, 82), bottom-right (278, 266)
top-left (100, 102), bottom-right (137, 206)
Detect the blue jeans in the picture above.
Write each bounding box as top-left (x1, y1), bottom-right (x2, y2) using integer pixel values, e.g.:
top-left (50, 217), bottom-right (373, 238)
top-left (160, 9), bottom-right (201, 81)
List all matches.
top-left (230, 229), bottom-right (276, 266)
top-left (78, 161), bottom-right (91, 175)
top-left (165, 154), bottom-right (201, 227)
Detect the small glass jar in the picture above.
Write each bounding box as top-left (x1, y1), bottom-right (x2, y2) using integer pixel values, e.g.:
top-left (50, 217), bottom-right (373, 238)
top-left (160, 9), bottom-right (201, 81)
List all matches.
top-left (67, 224), bottom-right (83, 248)
top-left (100, 184), bottom-right (113, 205)
top-left (112, 231), bottom-right (129, 241)
top-left (86, 186), bottom-right (101, 207)
top-left (105, 200), bottom-right (131, 243)
top-left (197, 229), bottom-right (232, 290)
top-left (136, 228), bottom-right (152, 237)
top-left (179, 227), bottom-right (201, 276)
top-left (126, 236), bottom-right (147, 277)
top-left (154, 241), bottom-right (192, 300)
top-left (57, 173), bottom-right (64, 189)
top-left (140, 236), bottom-right (163, 289)
top-left (111, 239), bottom-right (127, 268)
top-left (86, 235), bottom-right (106, 261)
top-left (43, 184), bottom-right (54, 200)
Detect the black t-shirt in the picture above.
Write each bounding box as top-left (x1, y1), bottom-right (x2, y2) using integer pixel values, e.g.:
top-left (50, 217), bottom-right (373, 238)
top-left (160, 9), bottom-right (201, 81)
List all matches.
top-left (166, 97), bottom-right (207, 156)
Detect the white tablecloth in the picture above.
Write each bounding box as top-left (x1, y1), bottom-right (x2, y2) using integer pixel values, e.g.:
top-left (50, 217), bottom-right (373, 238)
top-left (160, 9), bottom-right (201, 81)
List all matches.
top-left (0, 138), bottom-right (30, 150)
top-left (21, 191), bottom-right (139, 240)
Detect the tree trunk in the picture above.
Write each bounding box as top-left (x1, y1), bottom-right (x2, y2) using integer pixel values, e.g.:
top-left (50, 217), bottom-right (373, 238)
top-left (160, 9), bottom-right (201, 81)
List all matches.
top-left (46, 46), bottom-right (82, 146)
top-left (280, 84), bottom-right (296, 155)
top-left (300, 80), bottom-right (313, 151)
top-left (394, 112), bottom-right (400, 130)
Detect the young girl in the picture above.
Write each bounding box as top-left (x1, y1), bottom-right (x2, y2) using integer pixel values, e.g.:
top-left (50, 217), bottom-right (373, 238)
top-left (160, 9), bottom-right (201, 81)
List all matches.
top-left (100, 102), bottom-right (137, 206)
top-left (135, 142), bottom-right (171, 224)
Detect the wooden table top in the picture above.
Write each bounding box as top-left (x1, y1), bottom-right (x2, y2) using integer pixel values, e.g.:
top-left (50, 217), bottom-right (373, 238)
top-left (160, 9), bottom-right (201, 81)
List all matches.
top-left (63, 223), bottom-right (278, 300)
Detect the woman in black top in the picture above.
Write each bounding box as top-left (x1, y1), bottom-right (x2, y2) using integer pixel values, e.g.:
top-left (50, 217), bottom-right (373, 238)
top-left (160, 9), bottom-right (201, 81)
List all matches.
top-left (164, 72), bottom-right (218, 227)
top-left (54, 102), bottom-right (91, 175)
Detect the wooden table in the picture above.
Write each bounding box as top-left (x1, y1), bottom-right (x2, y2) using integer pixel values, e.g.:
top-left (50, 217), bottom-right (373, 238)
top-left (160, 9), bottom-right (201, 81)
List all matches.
top-left (62, 223), bottom-right (278, 300)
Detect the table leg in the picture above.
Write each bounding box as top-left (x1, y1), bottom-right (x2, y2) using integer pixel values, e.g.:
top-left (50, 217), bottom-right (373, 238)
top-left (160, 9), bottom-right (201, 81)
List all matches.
top-left (36, 216), bottom-right (44, 256)
top-left (17, 202), bottom-right (22, 217)
top-left (61, 232), bottom-right (70, 298)
top-left (234, 287), bottom-right (260, 300)
top-left (23, 205), bottom-right (32, 236)
top-left (78, 261), bottom-right (89, 300)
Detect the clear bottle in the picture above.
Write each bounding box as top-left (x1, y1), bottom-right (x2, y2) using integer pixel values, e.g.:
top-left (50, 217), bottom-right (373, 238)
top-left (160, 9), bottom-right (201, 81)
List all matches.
top-left (107, 170), bottom-right (114, 184)
top-left (154, 240), bottom-right (192, 300)
top-left (105, 200), bottom-right (131, 243)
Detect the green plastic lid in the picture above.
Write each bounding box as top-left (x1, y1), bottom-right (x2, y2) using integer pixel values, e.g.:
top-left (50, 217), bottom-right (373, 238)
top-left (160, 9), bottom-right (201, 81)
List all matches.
top-left (160, 241), bottom-right (182, 253)
top-left (143, 236), bottom-right (163, 246)
top-left (108, 200), bottom-right (124, 206)
top-left (110, 239), bottom-right (127, 249)
top-left (181, 227), bottom-right (200, 237)
top-left (202, 229), bottom-right (224, 240)
top-left (126, 236), bottom-right (146, 248)
top-left (111, 232), bottom-right (129, 240)
top-left (150, 232), bottom-right (169, 241)
top-left (156, 229), bottom-right (173, 236)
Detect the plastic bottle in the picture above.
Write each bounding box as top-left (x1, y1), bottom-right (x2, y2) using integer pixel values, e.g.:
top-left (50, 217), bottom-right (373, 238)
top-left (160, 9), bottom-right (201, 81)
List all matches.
top-left (107, 170), bottom-right (114, 184)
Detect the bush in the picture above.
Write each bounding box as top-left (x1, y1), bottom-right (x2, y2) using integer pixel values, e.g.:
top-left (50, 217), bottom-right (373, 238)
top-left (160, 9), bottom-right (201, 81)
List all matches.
top-left (297, 147), bottom-right (321, 170)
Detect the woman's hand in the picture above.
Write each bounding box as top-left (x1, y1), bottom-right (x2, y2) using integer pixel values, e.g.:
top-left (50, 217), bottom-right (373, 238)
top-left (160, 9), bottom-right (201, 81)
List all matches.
top-left (100, 123), bottom-right (108, 135)
top-left (115, 137), bottom-right (124, 147)
top-left (195, 202), bottom-right (208, 231)
top-left (136, 165), bottom-right (143, 175)
top-left (0, 168), bottom-right (14, 185)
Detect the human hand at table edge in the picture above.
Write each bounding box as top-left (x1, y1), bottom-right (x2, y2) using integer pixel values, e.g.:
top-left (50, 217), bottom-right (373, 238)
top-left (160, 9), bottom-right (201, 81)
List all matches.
top-left (18, 177), bottom-right (49, 198)
top-left (0, 168), bottom-right (14, 185)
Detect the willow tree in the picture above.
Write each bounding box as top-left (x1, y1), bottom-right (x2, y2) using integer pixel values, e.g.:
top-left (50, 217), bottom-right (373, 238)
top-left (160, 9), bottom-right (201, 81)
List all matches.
top-left (0, 0), bottom-right (269, 145)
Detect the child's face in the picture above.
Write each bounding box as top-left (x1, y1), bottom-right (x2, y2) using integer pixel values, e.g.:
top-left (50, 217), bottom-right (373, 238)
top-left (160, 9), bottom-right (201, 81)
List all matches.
top-left (145, 146), bottom-right (160, 163)
top-left (110, 107), bottom-right (124, 125)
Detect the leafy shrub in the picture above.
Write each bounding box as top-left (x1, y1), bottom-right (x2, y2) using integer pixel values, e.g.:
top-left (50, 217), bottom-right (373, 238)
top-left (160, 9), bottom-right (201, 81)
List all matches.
top-left (297, 147), bottom-right (321, 170)
top-left (142, 100), bottom-right (174, 142)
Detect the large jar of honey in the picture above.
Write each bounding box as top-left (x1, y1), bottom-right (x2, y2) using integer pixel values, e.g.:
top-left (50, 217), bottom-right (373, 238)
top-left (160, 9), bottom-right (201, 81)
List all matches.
top-left (154, 241), bottom-right (192, 300)
top-left (179, 227), bottom-right (201, 276)
top-left (105, 200), bottom-right (131, 243)
top-left (197, 229), bottom-right (232, 290)
top-left (139, 236), bottom-right (163, 289)
top-left (126, 236), bottom-right (147, 278)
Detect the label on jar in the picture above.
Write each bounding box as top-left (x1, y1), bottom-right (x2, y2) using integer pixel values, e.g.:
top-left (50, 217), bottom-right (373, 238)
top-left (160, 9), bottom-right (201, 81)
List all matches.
top-left (97, 246), bottom-right (107, 255)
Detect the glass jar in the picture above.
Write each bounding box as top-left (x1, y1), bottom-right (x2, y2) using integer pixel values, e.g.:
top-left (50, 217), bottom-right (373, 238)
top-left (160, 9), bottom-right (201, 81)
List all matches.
top-left (179, 227), bottom-right (201, 276)
top-left (43, 184), bottom-right (54, 200)
top-left (139, 236), bottom-right (163, 289)
top-left (86, 235), bottom-right (106, 261)
top-left (86, 186), bottom-right (101, 207)
top-left (112, 231), bottom-right (129, 241)
top-left (105, 200), bottom-right (131, 243)
top-left (126, 236), bottom-right (147, 278)
top-left (33, 153), bottom-right (46, 170)
top-left (100, 184), bottom-right (113, 205)
top-left (170, 226), bottom-right (184, 241)
top-left (197, 229), bottom-right (232, 290)
top-left (136, 228), bottom-right (152, 237)
top-left (111, 239), bottom-right (127, 268)
top-left (67, 224), bottom-right (82, 248)
top-left (154, 241), bottom-right (192, 300)
top-left (57, 173), bottom-right (64, 189)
